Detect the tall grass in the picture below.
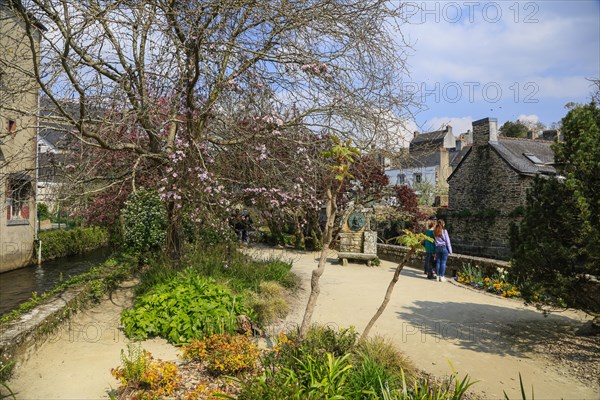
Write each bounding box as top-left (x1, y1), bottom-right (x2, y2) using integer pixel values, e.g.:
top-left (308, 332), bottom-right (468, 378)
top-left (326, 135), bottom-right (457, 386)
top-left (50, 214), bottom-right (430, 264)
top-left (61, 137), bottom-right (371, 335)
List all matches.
top-left (183, 244), bottom-right (299, 292)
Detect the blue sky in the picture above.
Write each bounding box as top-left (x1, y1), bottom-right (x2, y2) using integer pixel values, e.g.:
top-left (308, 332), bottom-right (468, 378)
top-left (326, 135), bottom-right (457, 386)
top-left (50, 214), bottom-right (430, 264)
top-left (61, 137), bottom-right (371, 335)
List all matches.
top-left (396, 0), bottom-right (600, 135)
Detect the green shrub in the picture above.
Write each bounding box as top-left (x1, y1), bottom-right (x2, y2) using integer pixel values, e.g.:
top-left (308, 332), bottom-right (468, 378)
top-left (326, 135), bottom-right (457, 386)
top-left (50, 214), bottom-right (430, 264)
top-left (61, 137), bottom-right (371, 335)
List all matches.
top-left (121, 270), bottom-right (253, 345)
top-left (38, 227), bottom-right (109, 261)
top-left (293, 325), bottom-right (358, 359)
top-left (121, 189), bottom-right (167, 258)
top-left (239, 326), bottom-right (476, 400)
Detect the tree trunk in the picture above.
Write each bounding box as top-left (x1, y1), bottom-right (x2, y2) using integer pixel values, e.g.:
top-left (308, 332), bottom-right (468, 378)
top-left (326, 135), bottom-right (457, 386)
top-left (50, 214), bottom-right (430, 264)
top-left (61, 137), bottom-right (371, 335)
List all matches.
top-left (360, 247), bottom-right (417, 340)
top-left (166, 200), bottom-right (183, 264)
top-left (299, 187), bottom-right (336, 338)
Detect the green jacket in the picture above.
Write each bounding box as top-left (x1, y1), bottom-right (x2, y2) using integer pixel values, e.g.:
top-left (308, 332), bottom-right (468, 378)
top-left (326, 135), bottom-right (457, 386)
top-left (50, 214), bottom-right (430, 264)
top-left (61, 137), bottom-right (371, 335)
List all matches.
top-left (424, 229), bottom-right (435, 253)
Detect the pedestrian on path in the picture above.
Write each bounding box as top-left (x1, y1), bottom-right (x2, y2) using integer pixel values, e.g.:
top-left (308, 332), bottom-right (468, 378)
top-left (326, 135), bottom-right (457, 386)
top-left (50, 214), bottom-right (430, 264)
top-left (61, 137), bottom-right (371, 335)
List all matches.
top-left (423, 220), bottom-right (436, 279)
top-left (433, 219), bottom-right (452, 282)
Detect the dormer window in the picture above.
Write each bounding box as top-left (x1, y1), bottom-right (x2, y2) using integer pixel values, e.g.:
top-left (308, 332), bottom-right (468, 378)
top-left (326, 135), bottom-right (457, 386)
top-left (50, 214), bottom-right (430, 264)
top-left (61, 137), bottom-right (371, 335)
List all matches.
top-left (523, 152), bottom-right (543, 165)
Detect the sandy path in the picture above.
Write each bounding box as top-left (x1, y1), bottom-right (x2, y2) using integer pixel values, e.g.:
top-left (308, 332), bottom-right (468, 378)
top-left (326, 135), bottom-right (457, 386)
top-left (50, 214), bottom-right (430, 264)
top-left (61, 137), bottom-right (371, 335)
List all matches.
top-left (7, 247), bottom-right (599, 399)
top-left (8, 281), bottom-right (178, 400)
top-left (255, 247), bottom-right (598, 400)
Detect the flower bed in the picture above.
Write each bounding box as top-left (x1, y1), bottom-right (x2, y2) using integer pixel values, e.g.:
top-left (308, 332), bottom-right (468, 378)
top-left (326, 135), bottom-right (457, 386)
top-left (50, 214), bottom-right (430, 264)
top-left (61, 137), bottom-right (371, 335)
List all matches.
top-left (455, 264), bottom-right (521, 298)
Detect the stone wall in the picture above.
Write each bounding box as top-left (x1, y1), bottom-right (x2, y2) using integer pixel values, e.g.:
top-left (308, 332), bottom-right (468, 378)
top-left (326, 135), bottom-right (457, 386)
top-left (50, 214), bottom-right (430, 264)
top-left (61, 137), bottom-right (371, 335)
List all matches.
top-left (446, 118), bottom-right (532, 260)
top-left (339, 232), bottom-right (363, 253)
top-left (377, 243), bottom-right (509, 277)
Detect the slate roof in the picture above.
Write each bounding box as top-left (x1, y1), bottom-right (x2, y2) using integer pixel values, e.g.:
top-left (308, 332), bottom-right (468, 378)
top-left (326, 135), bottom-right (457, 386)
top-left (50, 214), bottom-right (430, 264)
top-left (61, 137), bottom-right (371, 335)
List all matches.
top-left (492, 137), bottom-right (556, 176)
top-left (449, 136), bottom-right (556, 180)
top-left (389, 147), bottom-right (466, 170)
top-left (402, 151), bottom-right (441, 168)
top-left (450, 146), bottom-right (470, 169)
top-left (409, 129), bottom-right (446, 152)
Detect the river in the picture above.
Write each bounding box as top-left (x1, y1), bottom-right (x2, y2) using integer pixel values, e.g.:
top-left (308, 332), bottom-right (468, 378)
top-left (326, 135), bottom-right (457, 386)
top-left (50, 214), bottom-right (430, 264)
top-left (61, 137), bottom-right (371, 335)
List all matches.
top-left (0, 247), bottom-right (114, 315)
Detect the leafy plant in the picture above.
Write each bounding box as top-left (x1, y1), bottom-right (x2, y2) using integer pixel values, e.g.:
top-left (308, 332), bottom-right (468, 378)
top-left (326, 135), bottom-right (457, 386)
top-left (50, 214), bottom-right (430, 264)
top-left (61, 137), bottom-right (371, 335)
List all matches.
top-left (111, 344), bottom-right (180, 399)
top-left (121, 271), bottom-right (253, 344)
top-left (293, 352), bottom-right (354, 398)
top-left (182, 333), bottom-right (260, 376)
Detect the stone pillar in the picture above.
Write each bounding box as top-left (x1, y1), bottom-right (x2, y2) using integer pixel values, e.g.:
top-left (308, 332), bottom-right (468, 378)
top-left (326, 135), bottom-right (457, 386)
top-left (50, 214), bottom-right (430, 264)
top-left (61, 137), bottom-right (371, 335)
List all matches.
top-left (363, 231), bottom-right (377, 255)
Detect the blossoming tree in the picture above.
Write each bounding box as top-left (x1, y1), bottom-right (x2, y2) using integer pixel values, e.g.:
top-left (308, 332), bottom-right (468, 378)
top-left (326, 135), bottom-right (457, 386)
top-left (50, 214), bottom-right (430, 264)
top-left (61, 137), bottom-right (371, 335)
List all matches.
top-left (14, 0), bottom-right (413, 261)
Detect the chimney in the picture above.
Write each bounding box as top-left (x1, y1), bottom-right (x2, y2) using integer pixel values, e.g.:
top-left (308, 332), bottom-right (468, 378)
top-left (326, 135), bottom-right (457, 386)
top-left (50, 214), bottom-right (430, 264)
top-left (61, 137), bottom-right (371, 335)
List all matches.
top-left (438, 148), bottom-right (450, 191)
top-left (456, 136), bottom-right (462, 152)
top-left (465, 129), bottom-right (473, 145)
top-left (527, 131), bottom-right (534, 140)
top-left (444, 125), bottom-right (456, 149)
top-left (472, 117), bottom-right (498, 146)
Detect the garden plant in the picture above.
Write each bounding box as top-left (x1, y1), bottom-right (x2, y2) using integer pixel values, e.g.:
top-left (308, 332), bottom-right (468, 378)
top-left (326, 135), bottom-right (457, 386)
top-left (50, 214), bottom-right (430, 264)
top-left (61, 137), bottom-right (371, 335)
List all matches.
top-left (455, 263), bottom-right (521, 299)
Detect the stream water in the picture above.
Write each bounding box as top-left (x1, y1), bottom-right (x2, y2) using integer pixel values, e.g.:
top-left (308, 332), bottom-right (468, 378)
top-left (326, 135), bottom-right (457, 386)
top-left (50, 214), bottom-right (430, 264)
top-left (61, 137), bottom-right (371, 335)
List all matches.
top-left (0, 247), bottom-right (114, 315)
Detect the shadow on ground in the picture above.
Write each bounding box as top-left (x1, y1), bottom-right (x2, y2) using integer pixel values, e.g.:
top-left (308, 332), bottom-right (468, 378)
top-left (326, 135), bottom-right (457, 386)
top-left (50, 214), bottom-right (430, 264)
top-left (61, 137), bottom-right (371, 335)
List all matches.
top-left (395, 297), bottom-right (588, 359)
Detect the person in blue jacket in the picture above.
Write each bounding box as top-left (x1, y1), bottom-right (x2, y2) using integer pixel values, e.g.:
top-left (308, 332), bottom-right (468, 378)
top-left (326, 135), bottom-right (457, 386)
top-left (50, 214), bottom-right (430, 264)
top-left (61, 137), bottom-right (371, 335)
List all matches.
top-left (433, 219), bottom-right (452, 282)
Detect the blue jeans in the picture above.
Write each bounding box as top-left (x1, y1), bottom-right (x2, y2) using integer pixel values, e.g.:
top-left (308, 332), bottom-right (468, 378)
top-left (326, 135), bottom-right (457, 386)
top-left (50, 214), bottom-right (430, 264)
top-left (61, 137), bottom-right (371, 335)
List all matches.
top-left (424, 252), bottom-right (435, 274)
top-left (435, 246), bottom-right (449, 278)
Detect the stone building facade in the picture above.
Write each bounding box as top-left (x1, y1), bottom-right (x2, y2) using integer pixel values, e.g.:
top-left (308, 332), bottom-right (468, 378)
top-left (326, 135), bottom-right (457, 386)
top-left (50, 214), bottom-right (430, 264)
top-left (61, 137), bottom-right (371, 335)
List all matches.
top-left (447, 117), bottom-right (556, 260)
top-left (0, 1), bottom-right (44, 271)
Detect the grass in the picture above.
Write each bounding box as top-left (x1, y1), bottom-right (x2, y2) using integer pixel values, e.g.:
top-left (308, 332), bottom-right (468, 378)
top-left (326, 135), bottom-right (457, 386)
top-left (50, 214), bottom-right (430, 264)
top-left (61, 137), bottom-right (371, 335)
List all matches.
top-left (244, 281), bottom-right (290, 325)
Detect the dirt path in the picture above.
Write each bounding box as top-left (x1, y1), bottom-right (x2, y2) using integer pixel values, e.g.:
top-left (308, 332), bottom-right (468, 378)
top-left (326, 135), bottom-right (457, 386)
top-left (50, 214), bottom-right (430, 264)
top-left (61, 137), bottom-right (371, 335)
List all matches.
top-left (7, 247), bottom-right (599, 399)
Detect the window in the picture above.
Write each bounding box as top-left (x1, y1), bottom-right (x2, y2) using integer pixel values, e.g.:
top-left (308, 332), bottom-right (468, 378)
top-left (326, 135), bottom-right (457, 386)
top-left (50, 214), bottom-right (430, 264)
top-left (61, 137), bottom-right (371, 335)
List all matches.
top-left (396, 173), bottom-right (405, 184)
top-left (523, 152), bottom-right (544, 165)
top-left (414, 173), bottom-right (422, 183)
top-left (7, 175), bottom-right (32, 224)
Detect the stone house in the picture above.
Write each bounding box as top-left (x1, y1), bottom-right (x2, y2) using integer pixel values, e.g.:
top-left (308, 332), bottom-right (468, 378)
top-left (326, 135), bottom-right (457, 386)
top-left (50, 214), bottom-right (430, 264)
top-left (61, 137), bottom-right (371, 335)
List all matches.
top-left (447, 117), bottom-right (556, 260)
top-left (385, 126), bottom-right (470, 205)
top-left (0, 0), bottom-right (44, 272)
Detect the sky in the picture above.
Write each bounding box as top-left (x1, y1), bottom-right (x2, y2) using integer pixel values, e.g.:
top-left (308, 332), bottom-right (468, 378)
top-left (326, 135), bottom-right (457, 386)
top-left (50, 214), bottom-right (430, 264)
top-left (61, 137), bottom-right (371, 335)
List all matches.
top-left (395, 0), bottom-right (600, 135)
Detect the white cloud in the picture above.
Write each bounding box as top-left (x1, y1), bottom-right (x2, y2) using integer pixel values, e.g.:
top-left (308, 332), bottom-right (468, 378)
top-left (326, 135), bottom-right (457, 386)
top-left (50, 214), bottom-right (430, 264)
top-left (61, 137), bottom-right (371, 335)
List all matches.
top-left (423, 116), bottom-right (474, 135)
top-left (516, 114), bottom-right (539, 124)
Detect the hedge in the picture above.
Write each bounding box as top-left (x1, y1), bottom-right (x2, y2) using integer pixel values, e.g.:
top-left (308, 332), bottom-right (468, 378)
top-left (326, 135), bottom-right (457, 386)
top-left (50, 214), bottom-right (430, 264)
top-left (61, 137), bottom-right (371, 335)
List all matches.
top-left (37, 227), bottom-right (110, 261)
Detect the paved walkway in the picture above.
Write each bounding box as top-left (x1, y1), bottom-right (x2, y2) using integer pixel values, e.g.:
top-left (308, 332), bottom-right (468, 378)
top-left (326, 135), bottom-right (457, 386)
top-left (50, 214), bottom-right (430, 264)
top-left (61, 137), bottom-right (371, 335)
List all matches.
top-left (7, 247), bottom-right (599, 399)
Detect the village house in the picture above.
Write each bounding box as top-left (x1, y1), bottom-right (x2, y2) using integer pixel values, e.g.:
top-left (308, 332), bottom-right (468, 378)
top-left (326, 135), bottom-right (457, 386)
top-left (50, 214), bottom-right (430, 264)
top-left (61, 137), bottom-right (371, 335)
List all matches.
top-left (385, 126), bottom-right (471, 205)
top-left (0, 0), bottom-right (44, 271)
top-left (447, 117), bottom-right (556, 260)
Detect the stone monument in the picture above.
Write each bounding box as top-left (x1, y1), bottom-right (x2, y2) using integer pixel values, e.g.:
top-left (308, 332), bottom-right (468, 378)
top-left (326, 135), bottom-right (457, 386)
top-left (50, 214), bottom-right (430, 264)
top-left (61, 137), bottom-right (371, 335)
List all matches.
top-left (337, 205), bottom-right (377, 266)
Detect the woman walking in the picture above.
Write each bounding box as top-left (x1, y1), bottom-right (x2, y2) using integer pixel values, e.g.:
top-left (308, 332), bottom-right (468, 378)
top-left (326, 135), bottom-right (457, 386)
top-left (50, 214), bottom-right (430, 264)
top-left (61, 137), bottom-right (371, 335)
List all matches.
top-left (434, 219), bottom-right (452, 282)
